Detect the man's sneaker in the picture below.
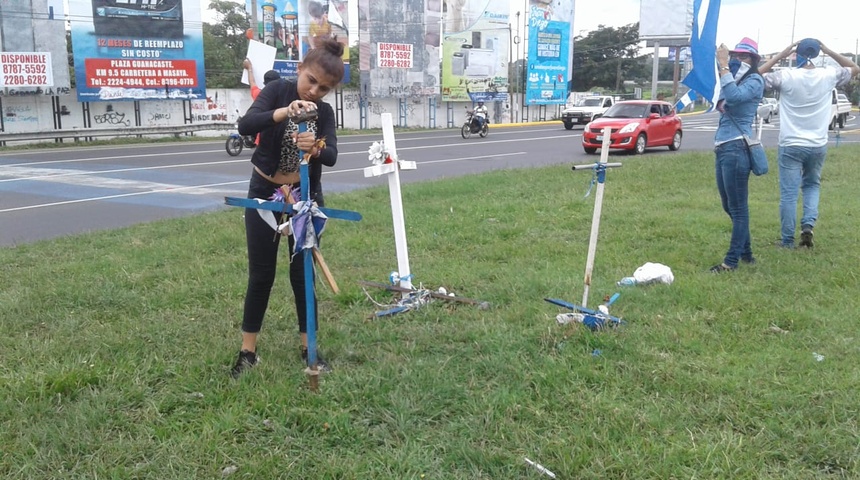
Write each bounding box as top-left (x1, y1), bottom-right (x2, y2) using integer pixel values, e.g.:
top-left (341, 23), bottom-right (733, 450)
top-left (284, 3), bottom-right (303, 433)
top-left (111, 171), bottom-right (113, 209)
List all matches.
top-left (799, 225), bottom-right (814, 248)
top-left (231, 350), bottom-right (259, 378)
top-left (301, 347), bottom-right (332, 373)
top-left (741, 255), bottom-right (757, 265)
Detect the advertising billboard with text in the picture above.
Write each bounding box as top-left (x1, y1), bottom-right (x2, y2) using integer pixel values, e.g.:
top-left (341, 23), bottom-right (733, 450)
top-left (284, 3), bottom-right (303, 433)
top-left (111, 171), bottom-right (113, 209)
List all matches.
top-left (525, 0), bottom-right (573, 105)
top-left (69, 0), bottom-right (207, 102)
top-left (441, 0), bottom-right (510, 102)
top-left (359, 0), bottom-right (442, 98)
top-left (0, 0), bottom-right (70, 97)
top-left (244, 0), bottom-right (350, 81)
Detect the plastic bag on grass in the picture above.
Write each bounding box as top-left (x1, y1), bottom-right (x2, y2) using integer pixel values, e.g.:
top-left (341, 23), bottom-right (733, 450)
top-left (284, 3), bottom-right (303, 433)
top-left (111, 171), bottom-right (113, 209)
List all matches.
top-left (632, 262), bottom-right (674, 285)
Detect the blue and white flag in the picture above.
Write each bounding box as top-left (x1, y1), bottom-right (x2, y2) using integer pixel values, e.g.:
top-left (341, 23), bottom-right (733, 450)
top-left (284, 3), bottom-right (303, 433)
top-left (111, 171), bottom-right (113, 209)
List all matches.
top-left (678, 0), bottom-right (721, 111)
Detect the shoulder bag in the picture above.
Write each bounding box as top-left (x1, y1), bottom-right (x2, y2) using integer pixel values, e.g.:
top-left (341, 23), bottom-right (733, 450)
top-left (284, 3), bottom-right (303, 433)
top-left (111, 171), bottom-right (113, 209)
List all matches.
top-left (726, 110), bottom-right (768, 176)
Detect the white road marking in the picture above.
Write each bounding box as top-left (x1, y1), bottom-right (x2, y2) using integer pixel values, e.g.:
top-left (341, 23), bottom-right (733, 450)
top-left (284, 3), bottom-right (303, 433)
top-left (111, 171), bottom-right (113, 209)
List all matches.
top-left (0, 130), bottom-right (571, 168)
top-left (0, 151), bottom-right (525, 213)
top-left (0, 180), bottom-right (246, 213)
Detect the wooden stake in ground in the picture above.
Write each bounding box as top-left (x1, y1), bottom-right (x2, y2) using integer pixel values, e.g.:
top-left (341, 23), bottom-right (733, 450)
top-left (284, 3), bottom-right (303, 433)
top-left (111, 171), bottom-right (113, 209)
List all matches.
top-left (312, 249), bottom-right (339, 294)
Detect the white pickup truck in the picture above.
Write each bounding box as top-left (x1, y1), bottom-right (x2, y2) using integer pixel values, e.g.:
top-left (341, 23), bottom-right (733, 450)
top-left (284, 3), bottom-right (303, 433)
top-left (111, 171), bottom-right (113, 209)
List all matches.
top-left (561, 95), bottom-right (614, 130)
top-left (830, 89), bottom-right (851, 130)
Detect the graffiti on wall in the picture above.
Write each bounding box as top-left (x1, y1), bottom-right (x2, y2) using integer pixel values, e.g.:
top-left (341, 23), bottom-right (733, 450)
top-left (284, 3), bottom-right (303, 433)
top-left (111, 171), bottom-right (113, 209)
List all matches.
top-left (0, 86), bottom-right (72, 97)
top-left (94, 109), bottom-right (131, 126)
top-left (367, 101), bottom-right (387, 115)
top-left (343, 92), bottom-right (361, 111)
top-left (3, 105), bottom-right (38, 124)
top-left (147, 112), bottom-right (172, 125)
top-left (191, 96), bottom-right (227, 122)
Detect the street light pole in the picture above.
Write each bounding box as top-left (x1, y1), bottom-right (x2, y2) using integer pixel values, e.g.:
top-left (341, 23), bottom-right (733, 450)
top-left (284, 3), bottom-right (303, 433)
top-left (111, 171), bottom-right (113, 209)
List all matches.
top-left (789, 0), bottom-right (798, 67)
top-left (515, 10), bottom-right (521, 123)
top-left (251, 0), bottom-right (259, 40)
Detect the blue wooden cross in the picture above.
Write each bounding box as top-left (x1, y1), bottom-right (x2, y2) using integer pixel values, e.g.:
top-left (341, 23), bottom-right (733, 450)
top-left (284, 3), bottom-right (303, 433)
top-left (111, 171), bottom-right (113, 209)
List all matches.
top-left (225, 110), bottom-right (361, 390)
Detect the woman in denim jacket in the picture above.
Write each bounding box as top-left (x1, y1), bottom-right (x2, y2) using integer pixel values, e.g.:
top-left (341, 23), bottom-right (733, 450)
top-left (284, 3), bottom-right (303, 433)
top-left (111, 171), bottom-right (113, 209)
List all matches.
top-left (710, 37), bottom-right (764, 273)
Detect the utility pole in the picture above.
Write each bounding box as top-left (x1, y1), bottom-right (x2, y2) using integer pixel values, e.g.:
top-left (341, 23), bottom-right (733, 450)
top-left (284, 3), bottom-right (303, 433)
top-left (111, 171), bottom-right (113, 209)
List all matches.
top-left (251, 0), bottom-right (259, 40)
top-left (514, 10), bottom-right (521, 123)
top-left (651, 41), bottom-right (659, 100)
top-left (789, 0), bottom-right (798, 67)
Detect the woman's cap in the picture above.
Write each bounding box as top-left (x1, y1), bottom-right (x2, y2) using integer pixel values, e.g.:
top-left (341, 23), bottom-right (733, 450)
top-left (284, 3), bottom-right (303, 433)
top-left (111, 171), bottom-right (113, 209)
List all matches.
top-left (730, 37), bottom-right (760, 59)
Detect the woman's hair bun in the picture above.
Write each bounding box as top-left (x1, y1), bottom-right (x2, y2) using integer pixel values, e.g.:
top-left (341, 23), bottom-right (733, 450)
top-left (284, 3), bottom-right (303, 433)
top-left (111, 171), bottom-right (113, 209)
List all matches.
top-left (323, 37), bottom-right (345, 58)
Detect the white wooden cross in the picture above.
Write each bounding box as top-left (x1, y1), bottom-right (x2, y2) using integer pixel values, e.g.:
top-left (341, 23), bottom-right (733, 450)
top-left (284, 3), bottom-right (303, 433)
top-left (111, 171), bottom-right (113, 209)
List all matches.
top-left (363, 113), bottom-right (417, 290)
top-left (572, 128), bottom-right (622, 308)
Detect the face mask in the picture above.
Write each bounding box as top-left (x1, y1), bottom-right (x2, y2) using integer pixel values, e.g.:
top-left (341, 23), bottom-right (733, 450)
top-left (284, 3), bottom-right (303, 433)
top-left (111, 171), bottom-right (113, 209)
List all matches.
top-left (729, 59), bottom-right (751, 79)
top-left (728, 58), bottom-right (742, 76)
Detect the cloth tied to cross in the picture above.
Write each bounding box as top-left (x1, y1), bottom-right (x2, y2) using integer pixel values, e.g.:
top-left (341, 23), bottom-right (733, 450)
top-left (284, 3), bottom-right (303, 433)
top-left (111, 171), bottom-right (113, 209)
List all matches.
top-left (289, 200), bottom-right (327, 259)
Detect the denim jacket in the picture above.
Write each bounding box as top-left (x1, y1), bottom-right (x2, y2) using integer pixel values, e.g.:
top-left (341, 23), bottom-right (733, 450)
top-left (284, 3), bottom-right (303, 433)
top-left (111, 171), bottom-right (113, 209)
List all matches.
top-left (714, 72), bottom-right (764, 145)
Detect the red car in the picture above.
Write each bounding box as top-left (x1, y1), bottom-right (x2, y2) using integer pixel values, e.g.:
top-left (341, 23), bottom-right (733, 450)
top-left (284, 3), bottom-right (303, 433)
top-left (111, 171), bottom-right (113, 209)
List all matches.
top-left (581, 100), bottom-right (683, 155)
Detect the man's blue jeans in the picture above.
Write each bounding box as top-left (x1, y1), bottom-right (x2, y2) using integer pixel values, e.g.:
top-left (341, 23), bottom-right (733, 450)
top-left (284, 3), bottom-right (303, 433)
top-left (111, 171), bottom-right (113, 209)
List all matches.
top-left (715, 139), bottom-right (752, 267)
top-left (778, 145), bottom-right (826, 246)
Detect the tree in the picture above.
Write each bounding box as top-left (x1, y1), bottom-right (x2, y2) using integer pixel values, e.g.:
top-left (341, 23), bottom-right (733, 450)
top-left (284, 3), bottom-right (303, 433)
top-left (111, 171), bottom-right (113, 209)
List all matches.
top-left (203, 0), bottom-right (251, 88)
top-left (344, 44), bottom-right (360, 89)
top-left (571, 23), bottom-right (644, 92)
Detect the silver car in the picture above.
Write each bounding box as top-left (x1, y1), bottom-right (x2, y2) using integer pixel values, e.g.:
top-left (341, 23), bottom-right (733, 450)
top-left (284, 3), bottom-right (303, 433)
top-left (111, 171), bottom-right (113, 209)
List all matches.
top-left (757, 98), bottom-right (777, 123)
top-left (762, 97), bottom-right (778, 116)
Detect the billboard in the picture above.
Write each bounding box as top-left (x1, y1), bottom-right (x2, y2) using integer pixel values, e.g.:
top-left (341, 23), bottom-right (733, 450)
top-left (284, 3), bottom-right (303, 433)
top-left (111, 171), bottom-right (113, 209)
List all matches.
top-left (359, 0), bottom-right (442, 98)
top-left (525, 0), bottom-right (573, 105)
top-left (0, 0), bottom-right (71, 96)
top-left (69, 0), bottom-right (207, 102)
top-left (244, 0), bottom-right (350, 81)
top-left (441, 0), bottom-right (510, 103)
top-left (639, 0), bottom-right (694, 41)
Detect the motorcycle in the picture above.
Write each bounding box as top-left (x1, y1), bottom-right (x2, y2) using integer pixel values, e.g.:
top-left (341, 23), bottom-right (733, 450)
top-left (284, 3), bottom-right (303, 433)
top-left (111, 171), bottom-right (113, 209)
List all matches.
top-left (460, 107), bottom-right (489, 139)
top-left (225, 115), bottom-right (256, 156)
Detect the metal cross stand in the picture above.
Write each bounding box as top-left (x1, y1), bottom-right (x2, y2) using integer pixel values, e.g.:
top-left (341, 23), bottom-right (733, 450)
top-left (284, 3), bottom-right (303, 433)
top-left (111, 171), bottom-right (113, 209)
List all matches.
top-left (544, 128), bottom-right (624, 330)
top-left (224, 109), bottom-right (362, 391)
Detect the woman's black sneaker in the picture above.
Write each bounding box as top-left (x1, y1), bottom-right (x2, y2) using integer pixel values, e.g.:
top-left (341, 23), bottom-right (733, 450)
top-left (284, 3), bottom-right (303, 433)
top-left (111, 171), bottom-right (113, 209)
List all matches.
top-left (301, 347), bottom-right (332, 373)
top-left (709, 263), bottom-right (736, 273)
top-left (231, 350), bottom-right (259, 378)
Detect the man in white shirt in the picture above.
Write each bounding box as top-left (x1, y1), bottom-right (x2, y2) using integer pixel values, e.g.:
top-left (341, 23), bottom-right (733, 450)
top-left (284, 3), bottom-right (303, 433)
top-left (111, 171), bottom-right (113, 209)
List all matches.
top-left (759, 38), bottom-right (859, 248)
top-left (473, 101), bottom-right (488, 129)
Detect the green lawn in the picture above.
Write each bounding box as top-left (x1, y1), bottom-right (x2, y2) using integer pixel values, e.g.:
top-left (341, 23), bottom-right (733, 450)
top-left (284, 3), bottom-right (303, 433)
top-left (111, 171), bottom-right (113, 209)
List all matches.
top-left (2, 144), bottom-right (858, 478)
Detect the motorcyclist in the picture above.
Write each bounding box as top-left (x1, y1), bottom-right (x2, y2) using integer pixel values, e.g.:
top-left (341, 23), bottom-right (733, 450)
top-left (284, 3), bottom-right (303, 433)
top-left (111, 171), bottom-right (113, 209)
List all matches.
top-left (473, 101), bottom-right (488, 129)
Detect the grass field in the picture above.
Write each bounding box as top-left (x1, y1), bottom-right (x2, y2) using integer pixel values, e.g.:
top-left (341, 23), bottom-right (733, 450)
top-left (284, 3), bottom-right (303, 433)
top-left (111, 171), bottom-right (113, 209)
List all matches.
top-left (2, 144), bottom-right (858, 479)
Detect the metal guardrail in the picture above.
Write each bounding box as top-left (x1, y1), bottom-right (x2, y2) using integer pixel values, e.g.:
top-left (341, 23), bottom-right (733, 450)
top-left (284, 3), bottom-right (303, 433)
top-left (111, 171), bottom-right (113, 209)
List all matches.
top-left (0, 122), bottom-right (234, 144)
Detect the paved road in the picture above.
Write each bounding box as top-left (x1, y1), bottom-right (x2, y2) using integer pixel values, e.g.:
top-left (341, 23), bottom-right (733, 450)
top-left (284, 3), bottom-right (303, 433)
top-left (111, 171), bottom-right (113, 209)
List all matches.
top-left (2, 111), bottom-right (857, 246)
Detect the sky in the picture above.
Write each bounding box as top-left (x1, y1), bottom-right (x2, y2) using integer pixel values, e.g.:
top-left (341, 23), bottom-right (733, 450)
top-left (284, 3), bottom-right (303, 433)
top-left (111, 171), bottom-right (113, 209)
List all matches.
top-left (571, 0), bottom-right (859, 56)
top-left (198, 0), bottom-right (860, 58)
